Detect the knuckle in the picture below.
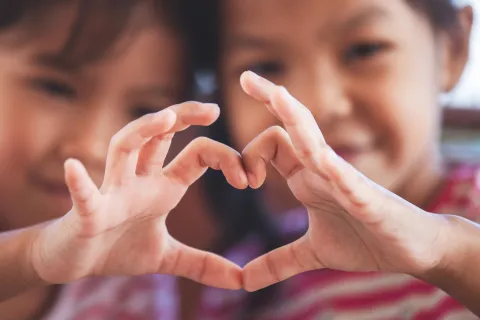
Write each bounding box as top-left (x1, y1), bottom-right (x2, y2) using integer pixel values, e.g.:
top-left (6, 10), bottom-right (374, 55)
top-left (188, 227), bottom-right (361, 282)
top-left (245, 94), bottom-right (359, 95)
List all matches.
top-left (108, 133), bottom-right (124, 152)
top-left (183, 101), bottom-right (203, 113)
top-left (267, 125), bottom-right (286, 137)
top-left (191, 136), bottom-right (212, 149)
top-left (297, 147), bottom-right (314, 160)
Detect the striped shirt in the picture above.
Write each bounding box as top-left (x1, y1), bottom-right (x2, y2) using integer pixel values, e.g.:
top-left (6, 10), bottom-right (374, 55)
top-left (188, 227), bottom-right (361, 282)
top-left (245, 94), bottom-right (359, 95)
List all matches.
top-left (43, 164), bottom-right (480, 320)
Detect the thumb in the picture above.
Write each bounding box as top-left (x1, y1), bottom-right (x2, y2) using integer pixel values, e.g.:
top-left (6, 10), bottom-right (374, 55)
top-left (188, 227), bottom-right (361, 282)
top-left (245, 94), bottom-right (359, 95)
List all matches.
top-left (64, 159), bottom-right (101, 217)
top-left (242, 236), bottom-right (322, 292)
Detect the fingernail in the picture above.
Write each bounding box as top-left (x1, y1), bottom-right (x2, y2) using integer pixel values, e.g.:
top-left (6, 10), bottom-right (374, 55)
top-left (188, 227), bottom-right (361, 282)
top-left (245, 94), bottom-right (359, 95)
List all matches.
top-left (201, 103), bottom-right (219, 109)
top-left (245, 71), bottom-right (264, 84)
top-left (245, 71), bottom-right (273, 98)
top-left (194, 103), bottom-right (219, 114)
top-left (238, 170), bottom-right (248, 187)
top-left (247, 173), bottom-right (257, 188)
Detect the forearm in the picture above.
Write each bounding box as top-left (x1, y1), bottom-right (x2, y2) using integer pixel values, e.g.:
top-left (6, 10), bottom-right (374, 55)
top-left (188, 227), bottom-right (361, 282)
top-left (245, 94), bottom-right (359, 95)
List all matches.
top-left (419, 215), bottom-right (480, 316)
top-left (0, 225), bottom-right (47, 302)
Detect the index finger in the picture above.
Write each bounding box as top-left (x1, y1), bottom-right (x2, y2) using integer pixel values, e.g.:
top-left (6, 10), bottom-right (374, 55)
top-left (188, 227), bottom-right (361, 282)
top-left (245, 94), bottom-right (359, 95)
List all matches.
top-left (104, 102), bottom-right (219, 185)
top-left (240, 71), bottom-right (328, 172)
top-left (163, 137), bottom-right (248, 189)
top-left (161, 238), bottom-right (242, 290)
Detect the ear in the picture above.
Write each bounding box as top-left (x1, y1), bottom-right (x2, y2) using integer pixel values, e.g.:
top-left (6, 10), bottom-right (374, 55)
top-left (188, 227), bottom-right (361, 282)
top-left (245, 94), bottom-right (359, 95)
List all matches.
top-left (440, 5), bottom-right (474, 92)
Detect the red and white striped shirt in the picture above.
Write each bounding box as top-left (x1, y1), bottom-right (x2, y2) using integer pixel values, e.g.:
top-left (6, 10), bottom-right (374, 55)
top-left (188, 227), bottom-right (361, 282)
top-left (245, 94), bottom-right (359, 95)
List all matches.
top-left (43, 164), bottom-right (480, 320)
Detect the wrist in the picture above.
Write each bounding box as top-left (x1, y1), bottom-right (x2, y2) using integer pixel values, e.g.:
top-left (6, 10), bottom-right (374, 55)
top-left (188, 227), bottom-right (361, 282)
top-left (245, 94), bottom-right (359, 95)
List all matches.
top-left (0, 224), bottom-right (50, 301)
top-left (20, 224), bottom-right (50, 288)
top-left (416, 214), bottom-right (476, 286)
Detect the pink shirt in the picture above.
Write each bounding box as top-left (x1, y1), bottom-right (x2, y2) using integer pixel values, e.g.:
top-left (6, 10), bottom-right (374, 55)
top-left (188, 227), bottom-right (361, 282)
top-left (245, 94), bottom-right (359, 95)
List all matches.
top-left (43, 164), bottom-right (480, 320)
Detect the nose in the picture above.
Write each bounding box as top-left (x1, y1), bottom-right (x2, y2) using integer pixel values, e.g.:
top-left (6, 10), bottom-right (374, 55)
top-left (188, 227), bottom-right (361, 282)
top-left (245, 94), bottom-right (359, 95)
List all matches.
top-left (59, 110), bottom-right (114, 177)
top-left (287, 59), bottom-right (352, 127)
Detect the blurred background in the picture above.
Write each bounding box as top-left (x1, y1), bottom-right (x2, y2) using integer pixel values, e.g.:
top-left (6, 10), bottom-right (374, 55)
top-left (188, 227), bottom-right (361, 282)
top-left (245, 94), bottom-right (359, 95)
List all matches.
top-left (448, 0), bottom-right (480, 107)
top-left (440, 0), bottom-right (480, 163)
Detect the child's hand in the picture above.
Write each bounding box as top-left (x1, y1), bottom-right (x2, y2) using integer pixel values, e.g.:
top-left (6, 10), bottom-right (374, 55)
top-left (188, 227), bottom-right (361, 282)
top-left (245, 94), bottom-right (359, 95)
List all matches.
top-left (31, 102), bottom-right (247, 290)
top-left (239, 71), bottom-right (450, 292)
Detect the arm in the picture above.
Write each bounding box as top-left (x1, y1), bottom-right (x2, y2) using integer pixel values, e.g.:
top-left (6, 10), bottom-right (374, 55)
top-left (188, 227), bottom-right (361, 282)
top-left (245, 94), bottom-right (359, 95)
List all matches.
top-left (420, 215), bottom-right (480, 316)
top-left (2, 102), bottom-right (244, 303)
top-left (237, 70), bottom-right (480, 317)
top-left (0, 224), bottom-right (47, 302)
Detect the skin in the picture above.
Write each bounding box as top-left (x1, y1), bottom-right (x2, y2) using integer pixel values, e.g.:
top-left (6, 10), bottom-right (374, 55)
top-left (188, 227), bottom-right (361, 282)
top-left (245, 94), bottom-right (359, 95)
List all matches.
top-left (220, 0), bottom-right (471, 214)
top-left (3, 71), bottom-right (480, 320)
top-left (239, 70), bottom-right (480, 317)
top-left (0, 2), bottom-right (186, 230)
top-left (0, 1), bottom-right (219, 319)
top-left (0, 103), bottom-right (247, 314)
top-left (0, 0), bottom-right (476, 319)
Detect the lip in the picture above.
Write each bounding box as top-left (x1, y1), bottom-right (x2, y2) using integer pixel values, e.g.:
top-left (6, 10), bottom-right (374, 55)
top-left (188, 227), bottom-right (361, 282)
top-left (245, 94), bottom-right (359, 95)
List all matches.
top-left (30, 174), bottom-right (73, 206)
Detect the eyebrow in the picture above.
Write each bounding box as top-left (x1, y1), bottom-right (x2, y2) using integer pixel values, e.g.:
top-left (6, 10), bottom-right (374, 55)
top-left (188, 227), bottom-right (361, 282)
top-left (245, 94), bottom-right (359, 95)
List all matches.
top-left (130, 85), bottom-right (176, 100)
top-left (226, 5), bottom-right (391, 52)
top-left (32, 53), bottom-right (81, 74)
top-left (343, 6), bottom-right (391, 31)
top-left (225, 35), bottom-right (281, 52)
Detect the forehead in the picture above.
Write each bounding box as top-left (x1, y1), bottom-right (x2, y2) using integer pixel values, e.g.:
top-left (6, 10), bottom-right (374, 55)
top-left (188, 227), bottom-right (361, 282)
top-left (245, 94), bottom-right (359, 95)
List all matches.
top-left (4, 1), bottom-right (184, 70)
top-left (0, 2), bottom-right (186, 92)
top-left (223, 0), bottom-right (415, 36)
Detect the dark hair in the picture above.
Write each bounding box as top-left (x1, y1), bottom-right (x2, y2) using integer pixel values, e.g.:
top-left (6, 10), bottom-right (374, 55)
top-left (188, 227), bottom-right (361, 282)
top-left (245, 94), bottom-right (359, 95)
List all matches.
top-left (188, 0), bottom-right (463, 318)
top-left (0, 0), bottom-right (194, 96)
top-left (409, 0), bottom-right (459, 30)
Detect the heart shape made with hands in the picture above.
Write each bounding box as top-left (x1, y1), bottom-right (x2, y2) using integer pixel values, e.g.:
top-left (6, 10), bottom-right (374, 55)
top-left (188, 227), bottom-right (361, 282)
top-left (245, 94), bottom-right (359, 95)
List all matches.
top-left (33, 71), bottom-right (447, 294)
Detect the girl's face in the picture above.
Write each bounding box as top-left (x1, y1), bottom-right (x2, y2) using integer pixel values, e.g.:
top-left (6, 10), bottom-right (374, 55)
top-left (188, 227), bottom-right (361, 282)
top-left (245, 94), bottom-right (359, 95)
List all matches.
top-left (0, 2), bottom-right (186, 229)
top-left (220, 0), bottom-right (469, 211)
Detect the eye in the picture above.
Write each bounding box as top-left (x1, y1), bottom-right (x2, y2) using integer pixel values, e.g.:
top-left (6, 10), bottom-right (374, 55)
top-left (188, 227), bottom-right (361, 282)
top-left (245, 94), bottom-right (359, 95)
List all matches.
top-left (244, 61), bottom-right (284, 78)
top-left (344, 42), bottom-right (388, 62)
top-left (31, 78), bottom-right (77, 100)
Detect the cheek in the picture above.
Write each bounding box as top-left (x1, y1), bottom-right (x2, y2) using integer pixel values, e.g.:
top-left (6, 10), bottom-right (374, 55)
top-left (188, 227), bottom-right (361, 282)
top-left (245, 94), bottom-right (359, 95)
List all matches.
top-left (0, 86), bottom-right (62, 187)
top-left (363, 64), bottom-right (439, 160)
top-left (368, 88), bottom-right (440, 183)
top-left (224, 83), bottom-right (278, 149)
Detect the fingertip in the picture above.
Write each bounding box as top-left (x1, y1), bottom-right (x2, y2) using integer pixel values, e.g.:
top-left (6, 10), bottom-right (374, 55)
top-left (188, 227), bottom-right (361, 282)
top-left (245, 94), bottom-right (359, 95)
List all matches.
top-left (247, 172), bottom-right (257, 189)
top-left (64, 158), bottom-right (72, 173)
top-left (202, 254), bottom-right (243, 290)
top-left (207, 103), bottom-right (221, 119)
top-left (227, 264), bottom-right (243, 291)
top-left (238, 170), bottom-right (249, 189)
top-left (228, 166), bottom-right (249, 190)
top-left (199, 102), bottom-right (220, 117)
top-left (240, 72), bottom-right (254, 97)
top-left (247, 172), bottom-right (264, 190)
top-left (242, 262), bottom-right (267, 292)
top-left (240, 71), bottom-right (252, 88)
top-left (64, 157), bottom-right (80, 169)
top-left (159, 108), bottom-right (177, 127)
top-left (240, 71), bottom-right (273, 102)
top-left (64, 158), bottom-right (85, 180)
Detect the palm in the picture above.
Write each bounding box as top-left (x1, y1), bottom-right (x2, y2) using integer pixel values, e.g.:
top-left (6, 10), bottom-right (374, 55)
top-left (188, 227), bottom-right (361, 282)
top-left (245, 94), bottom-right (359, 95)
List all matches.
top-left (32, 103), bottom-right (247, 290)
top-left (287, 163), bottom-right (414, 274)
top-left (240, 71), bottom-right (445, 292)
top-left (287, 169), bottom-right (382, 271)
top-left (76, 176), bottom-right (186, 277)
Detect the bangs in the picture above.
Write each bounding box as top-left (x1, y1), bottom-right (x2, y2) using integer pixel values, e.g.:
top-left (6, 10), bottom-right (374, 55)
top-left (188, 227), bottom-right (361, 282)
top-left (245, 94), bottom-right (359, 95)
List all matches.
top-left (57, 0), bottom-right (135, 68)
top-left (407, 0), bottom-right (459, 30)
top-left (0, 0), bottom-right (185, 68)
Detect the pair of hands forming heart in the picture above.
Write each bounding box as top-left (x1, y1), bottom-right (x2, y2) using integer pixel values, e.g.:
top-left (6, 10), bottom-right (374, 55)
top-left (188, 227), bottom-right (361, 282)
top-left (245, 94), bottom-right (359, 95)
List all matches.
top-left (30, 71), bottom-right (449, 292)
